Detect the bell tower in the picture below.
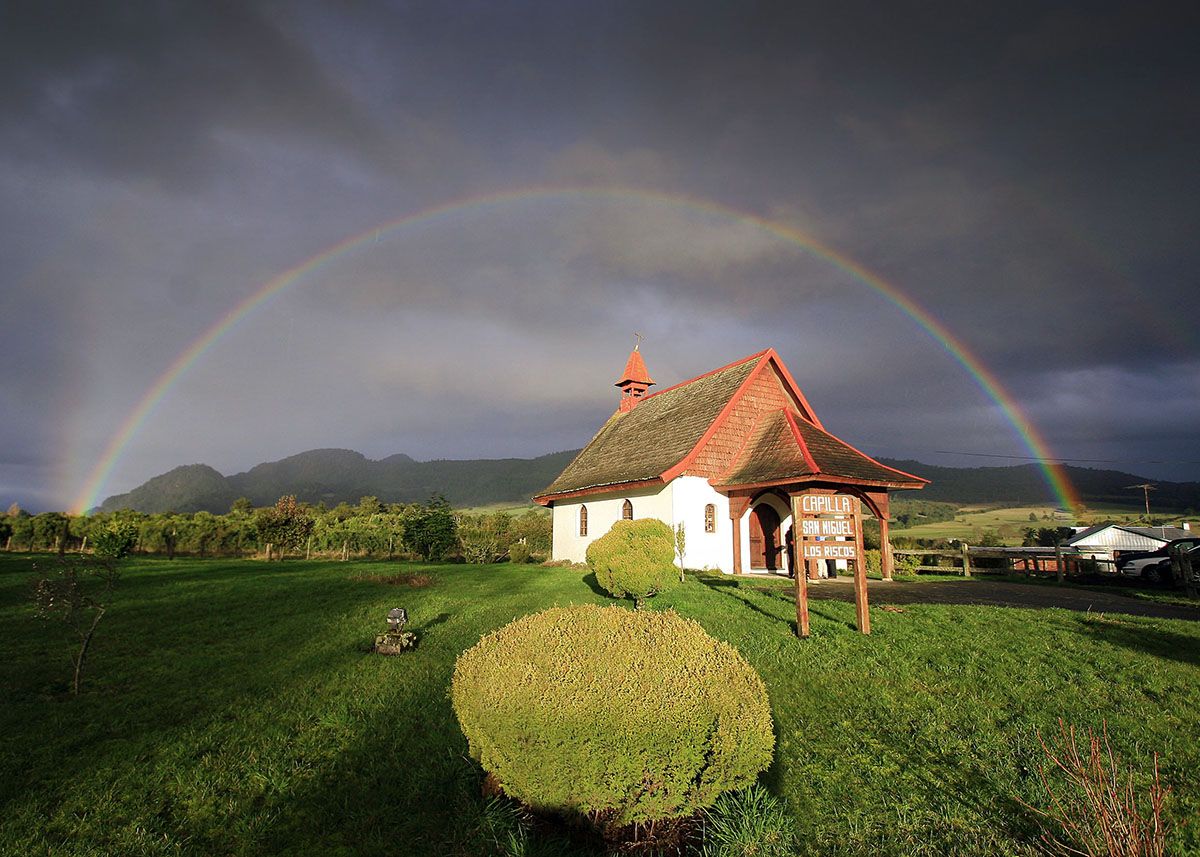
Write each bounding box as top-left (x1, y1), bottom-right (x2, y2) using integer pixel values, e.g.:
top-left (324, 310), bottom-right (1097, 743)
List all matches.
top-left (615, 344), bottom-right (655, 412)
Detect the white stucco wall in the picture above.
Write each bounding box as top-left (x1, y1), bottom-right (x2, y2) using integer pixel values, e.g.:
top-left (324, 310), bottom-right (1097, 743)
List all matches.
top-left (551, 484), bottom-right (674, 565)
top-left (550, 477), bottom-right (734, 570)
top-left (669, 476), bottom-right (732, 572)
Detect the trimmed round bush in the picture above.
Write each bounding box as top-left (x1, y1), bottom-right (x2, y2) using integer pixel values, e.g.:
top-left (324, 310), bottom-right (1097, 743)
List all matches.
top-left (586, 518), bottom-right (679, 605)
top-left (451, 604), bottom-right (774, 829)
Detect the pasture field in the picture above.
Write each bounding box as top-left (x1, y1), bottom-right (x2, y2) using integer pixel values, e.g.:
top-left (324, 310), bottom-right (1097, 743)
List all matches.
top-left (889, 505), bottom-right (1075, 543)
top-left (1, 554), bottom-right (1198, 856)
top-left (457, 502), bottom-right (548, 517)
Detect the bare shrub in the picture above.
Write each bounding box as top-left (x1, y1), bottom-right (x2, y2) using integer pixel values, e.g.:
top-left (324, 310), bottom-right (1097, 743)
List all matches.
top-left (31, 554), bottom-right (121, 695)
top-left (1022, 720), bottom-right (1169, 857)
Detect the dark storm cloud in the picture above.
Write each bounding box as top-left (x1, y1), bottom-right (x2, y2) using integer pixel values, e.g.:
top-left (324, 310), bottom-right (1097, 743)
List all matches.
top-left (1, 0), bottom-right (1198, 507)
top-left (0, 1), bottom-right (397, 189)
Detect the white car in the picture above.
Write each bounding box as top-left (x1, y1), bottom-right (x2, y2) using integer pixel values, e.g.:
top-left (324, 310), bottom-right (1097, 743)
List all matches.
top-left (1116, 539), bottom-right (1200, 584)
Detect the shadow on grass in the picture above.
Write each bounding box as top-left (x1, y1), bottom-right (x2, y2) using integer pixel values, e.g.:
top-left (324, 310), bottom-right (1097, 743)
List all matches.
top-left (1074, 616), bottom-right (1200, 666)
top-left (697, 575), bottom-right (862, 634)
top-left (580, 571), bottom-right (608, 598)
top-left (699, 576), bottom-right (791, 629)
top-left (0, 559), bottom-right (446, 814)
top-left (244, 640), bottom-right (593, 855)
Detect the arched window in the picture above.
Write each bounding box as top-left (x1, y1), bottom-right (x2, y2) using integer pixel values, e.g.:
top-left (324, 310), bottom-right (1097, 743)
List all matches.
top-left (579, 505), bottom-right (588, 537)
top-left (704, 504), bottom-right (716, 533)
top-left (622, 499), bottom-right (633, 520)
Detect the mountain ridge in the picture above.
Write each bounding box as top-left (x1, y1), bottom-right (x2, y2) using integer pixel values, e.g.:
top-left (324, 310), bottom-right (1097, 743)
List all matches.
top-left (96, 449), bottom-right (1200, 514)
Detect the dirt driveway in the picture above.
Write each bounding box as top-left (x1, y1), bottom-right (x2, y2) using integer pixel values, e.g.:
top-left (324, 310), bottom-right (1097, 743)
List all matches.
top-left (803, 577), bottom-right (1200, 622)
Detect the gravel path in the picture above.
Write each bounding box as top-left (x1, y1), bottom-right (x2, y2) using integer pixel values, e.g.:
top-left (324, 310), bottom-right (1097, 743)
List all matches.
top-left (800, 577), bottom-right (1200, 622)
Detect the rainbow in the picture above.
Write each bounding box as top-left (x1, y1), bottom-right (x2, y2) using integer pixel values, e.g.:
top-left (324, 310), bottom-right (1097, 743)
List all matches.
top-left (70, 186), bottom-right (1081, 514)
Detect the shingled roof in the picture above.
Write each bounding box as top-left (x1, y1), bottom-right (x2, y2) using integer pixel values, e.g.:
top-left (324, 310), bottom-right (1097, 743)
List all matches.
top-left (534, 348), bottom-right (926, 503)
top-left (536, 354), bottom-right (760, 499)
top-left (716, 409), bottom-right (926, 488)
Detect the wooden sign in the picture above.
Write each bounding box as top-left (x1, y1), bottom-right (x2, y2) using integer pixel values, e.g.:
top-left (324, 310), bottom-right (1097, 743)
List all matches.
top-left (798, 494), bottom-right (854, 515)
top-left (789, 494), bottom-right (810, 639)
top-left (793, 491), bottom-right (870, 635)
top-left (797, 493), bottom-right (858, 561)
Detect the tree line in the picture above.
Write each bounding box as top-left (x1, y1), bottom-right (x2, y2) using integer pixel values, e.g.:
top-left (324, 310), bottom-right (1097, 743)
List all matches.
top-left (1, 496), bottom-right (551, 564)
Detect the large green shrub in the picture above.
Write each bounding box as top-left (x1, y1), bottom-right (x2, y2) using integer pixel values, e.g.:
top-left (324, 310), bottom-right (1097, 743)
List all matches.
top-left (91, 519), bottom-right (138, 559)
top-left (451, 604), bottom-right (774, 830)
top-left (586, 518), bottom-right (678, 606)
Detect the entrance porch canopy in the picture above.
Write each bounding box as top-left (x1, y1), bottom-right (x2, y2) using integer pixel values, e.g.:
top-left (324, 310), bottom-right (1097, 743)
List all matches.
top-left (714, 409), bottom-right (925, 581)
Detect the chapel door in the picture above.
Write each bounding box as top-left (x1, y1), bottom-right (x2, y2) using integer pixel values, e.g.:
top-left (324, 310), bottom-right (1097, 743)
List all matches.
top-left (750, 504), bottom-right (781, 570)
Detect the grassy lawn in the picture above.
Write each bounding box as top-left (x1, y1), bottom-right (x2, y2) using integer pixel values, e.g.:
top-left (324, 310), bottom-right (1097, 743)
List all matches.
top-left (2, 554), bottom-right (1198, 855)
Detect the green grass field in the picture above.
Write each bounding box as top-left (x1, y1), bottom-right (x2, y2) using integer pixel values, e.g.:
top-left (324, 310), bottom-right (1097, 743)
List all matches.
top-left (889, 505), bottom-right (1075, 543)
top-left (2, 554), bottom-right (1198, 856)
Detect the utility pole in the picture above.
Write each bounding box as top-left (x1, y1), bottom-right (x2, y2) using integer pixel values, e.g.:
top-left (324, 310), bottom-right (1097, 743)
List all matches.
top-left (1126, 483), bottom-right (1156, 518)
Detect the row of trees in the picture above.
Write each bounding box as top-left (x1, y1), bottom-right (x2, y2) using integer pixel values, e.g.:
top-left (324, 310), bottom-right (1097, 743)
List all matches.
top-left (1, 497), bottom-right (551, 564)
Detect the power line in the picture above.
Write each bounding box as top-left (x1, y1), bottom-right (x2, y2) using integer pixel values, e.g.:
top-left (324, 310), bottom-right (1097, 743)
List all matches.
top-left (931, 451), bottom-right (1200, 466)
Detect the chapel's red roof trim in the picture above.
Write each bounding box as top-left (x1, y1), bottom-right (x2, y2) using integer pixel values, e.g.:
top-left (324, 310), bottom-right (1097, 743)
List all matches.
top-left (785, 410), bottom-right (820, 473)
top-left (532, 477), bottom-right (664, 506)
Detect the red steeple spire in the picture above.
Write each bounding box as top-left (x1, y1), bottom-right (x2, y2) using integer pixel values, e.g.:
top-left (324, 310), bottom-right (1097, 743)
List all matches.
top-left (615, 344), bottom-right (655, 412)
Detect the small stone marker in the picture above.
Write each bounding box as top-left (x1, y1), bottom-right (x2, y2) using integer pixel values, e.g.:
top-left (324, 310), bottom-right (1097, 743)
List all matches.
top-left (374, 606), bottom-right (417, 654)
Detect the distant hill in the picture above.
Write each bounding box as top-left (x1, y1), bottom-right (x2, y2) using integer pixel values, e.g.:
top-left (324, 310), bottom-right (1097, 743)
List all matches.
top-left (880, 459), bottom-right (1200, 510)
top-left (97, 448), bottom-right (579, 513)
top-left (97, 449), bottom-right (1200, 514)
top-left (98, 463), bottom-right (240, 515)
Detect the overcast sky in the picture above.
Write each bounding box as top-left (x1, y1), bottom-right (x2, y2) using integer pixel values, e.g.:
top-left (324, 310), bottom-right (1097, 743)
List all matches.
top-left (3, 0), bottom-right (1198, 512)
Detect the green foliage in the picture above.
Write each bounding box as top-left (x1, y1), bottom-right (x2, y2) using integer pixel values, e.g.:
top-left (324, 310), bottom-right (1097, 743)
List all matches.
top-left (507, 542), bottom-right (530, 564)
top-left (254, 495), bottom-right (314, 558)
top-left (91, 519), bottom-right (138, 559)
top-left (895, 551), bottom-right (922, 574)
top-left (458, 512), bottom-right (512, 564)
top-left (451, 604), bottom-right (774, 830)
top-left (9, 512), bottom-right (34, 550)
top-left (586, 518), bottom-right (679, 606)
top-left (977, 529), bottom-right (1004, 547)
top-left (698, 784), bottom-right (797, 857)
top-left (402, 496), bottom-right (458, 561)
top-left (33, 513), bottom-right (69, 552)
top-left (889, 499), bottom-right (959, 529)
top-left (1022, 526), bottom-right (1075, 547)
top-left (864, 548), bottom-right (882, 576)
top-left (510, 510), bottom-right (551, 555)
top-left (674, 521), bottom-right (687, 582)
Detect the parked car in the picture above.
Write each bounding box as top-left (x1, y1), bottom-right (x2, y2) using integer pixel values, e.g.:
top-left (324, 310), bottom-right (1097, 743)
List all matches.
top-left (1116, 537), bottom-right (1200, 584)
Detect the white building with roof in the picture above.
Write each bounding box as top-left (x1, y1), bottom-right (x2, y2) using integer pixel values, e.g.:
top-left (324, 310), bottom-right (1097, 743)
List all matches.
top-left (1063, 523), bottom-right (1192, 560)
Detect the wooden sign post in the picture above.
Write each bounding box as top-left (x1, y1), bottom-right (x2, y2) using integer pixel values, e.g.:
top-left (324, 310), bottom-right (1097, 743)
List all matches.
top-left (795, 492), bottom-right (869, 635)
top-left (789, 495), bottom-right (810, 638)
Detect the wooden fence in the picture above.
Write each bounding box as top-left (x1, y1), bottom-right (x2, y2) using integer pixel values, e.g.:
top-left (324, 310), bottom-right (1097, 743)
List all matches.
top-left (891, 545), bottom-right (1196, 595)
top-left (890, 545), bottom-right (1115, 581)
